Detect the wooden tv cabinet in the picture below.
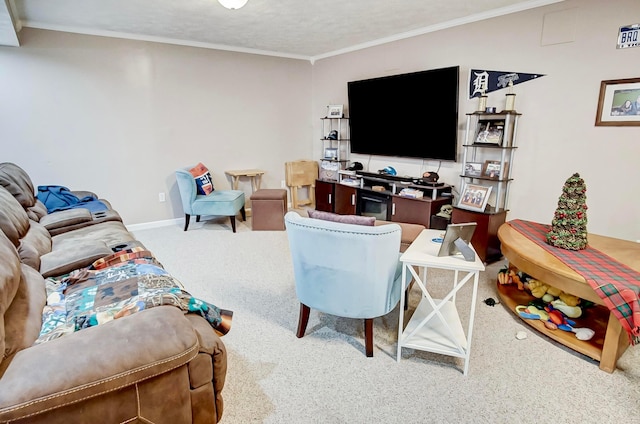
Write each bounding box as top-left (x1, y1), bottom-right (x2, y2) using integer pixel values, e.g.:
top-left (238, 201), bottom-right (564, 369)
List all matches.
top-left (497, 223), bottom-right (639, 373)
top-left (315, 176), bottom-right (452, 229)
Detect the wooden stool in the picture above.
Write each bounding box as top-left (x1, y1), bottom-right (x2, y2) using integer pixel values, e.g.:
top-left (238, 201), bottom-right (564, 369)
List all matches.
top-left (285, 160), bottom-right (318, 209)
top-left (250, 189), bottom-right (287, 231)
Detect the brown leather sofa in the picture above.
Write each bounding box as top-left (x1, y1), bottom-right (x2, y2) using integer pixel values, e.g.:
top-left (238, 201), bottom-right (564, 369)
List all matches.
top-left (0, 162), bottom-right (124, 237)
top-left (0, 167), bottom-right (228, 423)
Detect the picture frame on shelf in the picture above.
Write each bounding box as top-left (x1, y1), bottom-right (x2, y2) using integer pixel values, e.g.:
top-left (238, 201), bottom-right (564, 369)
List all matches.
top-left (595, 78), bottom-right (640, 126)
top-left (458, 184), bottom-right (492, 212)
top-left (463, 162), bottom-right (483, 177)
top-left (474, 119), bottom-right (505, 145)
top-left (324, 147), bottom-right (338, 160)
top-left (327, 104), bottom-right (344, 118)
top-left (482, 160), bottom-right (509, 179)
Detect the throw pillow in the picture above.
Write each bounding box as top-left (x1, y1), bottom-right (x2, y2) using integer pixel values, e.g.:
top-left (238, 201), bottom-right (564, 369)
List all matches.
top-left (189, 163), bottom-right (215, 195)
top-left (307, 209), bottom-right (375, 226)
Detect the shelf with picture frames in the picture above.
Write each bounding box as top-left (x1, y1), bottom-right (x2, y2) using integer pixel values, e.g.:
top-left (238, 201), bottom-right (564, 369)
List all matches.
top-left (458, 111), bottom-right (520, 213)
top-left (452, 111), bottom-right (520, 263)
top-left (319, 105), bottom-right (350, 182)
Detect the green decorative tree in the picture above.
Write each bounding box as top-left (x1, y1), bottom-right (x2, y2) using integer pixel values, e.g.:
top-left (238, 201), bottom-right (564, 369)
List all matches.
top-left (546, 173), bottom-right (588, 250)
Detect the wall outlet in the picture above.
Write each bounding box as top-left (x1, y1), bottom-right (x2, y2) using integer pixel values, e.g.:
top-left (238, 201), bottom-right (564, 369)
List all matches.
top-left (281, 180), bottom-right (286, 188)
top-left (159, 192), bottom-right (166, 202)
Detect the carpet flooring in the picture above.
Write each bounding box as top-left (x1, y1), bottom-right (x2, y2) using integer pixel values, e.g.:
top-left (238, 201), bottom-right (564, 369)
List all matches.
top-left (132, 216), bottom-right (640, 424)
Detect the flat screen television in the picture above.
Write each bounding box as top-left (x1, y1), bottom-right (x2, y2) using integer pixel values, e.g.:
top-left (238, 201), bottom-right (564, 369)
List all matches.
top-left (347, 66), bottom-right (459, 162)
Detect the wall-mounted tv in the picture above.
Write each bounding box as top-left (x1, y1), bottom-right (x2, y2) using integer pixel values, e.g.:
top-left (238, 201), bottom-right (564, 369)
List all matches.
top-left (347, 66), bottom-right (459, 162)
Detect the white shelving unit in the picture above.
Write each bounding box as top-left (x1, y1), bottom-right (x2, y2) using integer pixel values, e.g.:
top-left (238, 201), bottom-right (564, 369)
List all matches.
top-left (459, 111), bottom-right (520, 212)
top-left (319, 116), bottom-right (349, 181)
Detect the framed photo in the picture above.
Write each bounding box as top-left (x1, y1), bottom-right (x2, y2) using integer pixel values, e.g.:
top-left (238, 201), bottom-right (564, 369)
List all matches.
top-left (474, 119), bottom-right (504, 145)
top-left (458, 184), bottom-right (492, 212)
top-left (595, 78), bottom-right (640, 126)
top-left (463, 162), bottom-right (483, 177)
top-left (327, 104), bottom-right (344, 118)
top-left (324, 147), bottom-right (338, 159)
top-left (482, 160), bottom-right (509, 179)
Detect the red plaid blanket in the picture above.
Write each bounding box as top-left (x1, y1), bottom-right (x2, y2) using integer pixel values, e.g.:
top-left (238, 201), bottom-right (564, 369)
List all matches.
top-left (508, 219), bottom-right (640, 345)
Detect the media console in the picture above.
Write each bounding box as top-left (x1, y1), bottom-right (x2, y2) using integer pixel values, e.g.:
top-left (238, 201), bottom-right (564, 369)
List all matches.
top-left (315, 172), bottom-right (453, 229)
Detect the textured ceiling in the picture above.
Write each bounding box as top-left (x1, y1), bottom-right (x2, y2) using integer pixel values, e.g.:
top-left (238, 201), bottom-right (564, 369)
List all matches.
top-left (2, 0), bottom-right (564, 60)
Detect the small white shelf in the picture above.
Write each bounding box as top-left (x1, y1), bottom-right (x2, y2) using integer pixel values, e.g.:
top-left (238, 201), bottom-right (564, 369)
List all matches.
top-left (400, 298), bottom-right (467, 357)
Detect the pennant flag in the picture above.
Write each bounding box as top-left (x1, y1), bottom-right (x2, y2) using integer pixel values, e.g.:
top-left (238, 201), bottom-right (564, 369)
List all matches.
top-left (469, 69), bottom-right (545, 98)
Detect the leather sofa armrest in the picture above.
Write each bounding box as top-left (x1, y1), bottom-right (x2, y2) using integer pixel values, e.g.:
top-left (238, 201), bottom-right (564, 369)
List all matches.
top-left (39, 240), bottom-right (113, 278)
top-left (39, 208), bottom-right (93, 230)
top-left (0, 307), bottom-right (200, 423)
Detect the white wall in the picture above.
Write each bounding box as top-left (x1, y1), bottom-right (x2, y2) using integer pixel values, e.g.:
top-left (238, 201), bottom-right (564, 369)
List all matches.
top-left (1, 29), bottom-right (313, 224)
top-left (311, 0), bottom-right (640, 241)
top-left (1, 0), bottom-right (638, 240)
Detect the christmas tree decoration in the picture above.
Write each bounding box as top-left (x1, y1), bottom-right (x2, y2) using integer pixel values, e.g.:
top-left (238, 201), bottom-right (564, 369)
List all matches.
top-left (546, 173), bottom-right (588, 250)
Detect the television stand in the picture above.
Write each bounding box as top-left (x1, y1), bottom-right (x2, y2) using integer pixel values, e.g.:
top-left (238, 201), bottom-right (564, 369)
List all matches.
top-left (315, 173), bottom-right (453, 229)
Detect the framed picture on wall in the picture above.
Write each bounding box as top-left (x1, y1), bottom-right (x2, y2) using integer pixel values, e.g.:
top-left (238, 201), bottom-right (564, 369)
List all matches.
top-left (458, 184), bottom-right (492, 212)
top-left (327, 104), bottom-right (344, 118)
top-left (595, 77), bottom-right (640, 126)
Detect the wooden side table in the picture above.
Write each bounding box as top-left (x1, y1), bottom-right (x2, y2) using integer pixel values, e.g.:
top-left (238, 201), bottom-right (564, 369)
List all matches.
top-left (224, 169), bottom-right (265, 193)
top-left (498, 223), bottom-right (639, 372)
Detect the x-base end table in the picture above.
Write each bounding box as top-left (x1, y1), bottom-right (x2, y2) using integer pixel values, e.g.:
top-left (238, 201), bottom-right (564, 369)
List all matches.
top-left (397, 229), bottom-right (485, 375)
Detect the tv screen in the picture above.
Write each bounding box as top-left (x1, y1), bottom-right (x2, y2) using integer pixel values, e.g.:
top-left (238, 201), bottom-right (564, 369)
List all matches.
top-left (347, 66), bottom-right (459, 162)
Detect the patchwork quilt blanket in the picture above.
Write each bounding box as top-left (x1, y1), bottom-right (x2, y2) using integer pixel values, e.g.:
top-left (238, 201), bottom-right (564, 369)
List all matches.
top-left (37, 248), bottom-right (233, 344)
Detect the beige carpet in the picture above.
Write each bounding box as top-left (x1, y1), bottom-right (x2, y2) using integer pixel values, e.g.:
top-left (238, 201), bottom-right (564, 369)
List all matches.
top-left (132, 216), bottom-right (640, 424)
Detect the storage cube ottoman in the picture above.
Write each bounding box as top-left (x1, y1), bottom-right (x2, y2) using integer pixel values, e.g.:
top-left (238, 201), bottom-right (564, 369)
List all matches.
top-left (250, 189), bottom-right (287, 231)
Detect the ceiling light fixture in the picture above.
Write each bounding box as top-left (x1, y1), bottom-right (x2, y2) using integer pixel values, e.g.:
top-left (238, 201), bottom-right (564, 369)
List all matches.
top-left (218, 0), bottom-right (248, 9)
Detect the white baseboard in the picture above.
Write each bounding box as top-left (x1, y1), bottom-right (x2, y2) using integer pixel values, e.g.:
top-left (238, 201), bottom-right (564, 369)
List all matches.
top-left (126, 218), bottom-right (182, 232)
top-left (125, 211), bottom-right (260, 232)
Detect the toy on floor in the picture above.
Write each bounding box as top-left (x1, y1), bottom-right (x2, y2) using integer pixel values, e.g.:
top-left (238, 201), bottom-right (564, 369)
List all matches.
top-left (515, 303), bottom-right (595, 341)
top-left (497, 266), bottom-right (524, 290)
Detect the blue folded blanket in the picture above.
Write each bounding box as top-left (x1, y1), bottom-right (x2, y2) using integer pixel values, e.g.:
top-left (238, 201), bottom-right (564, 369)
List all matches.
top-left (37, 185), bottom-right (108, 213)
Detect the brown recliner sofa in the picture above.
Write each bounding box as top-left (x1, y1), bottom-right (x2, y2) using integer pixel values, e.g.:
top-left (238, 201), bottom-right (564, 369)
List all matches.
top-left (0, 162), bottom-right (123, 236)
top-left (0, 174), bottom-right (228, 422)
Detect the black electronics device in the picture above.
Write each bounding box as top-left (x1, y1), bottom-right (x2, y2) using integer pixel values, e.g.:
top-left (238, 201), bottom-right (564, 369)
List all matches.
top-left (348, 66), bottom-right (459, 161)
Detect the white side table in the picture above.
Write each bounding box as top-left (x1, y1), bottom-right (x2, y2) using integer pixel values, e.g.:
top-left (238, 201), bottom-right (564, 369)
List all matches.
top-left (397, 229), bottom-right (485, 375)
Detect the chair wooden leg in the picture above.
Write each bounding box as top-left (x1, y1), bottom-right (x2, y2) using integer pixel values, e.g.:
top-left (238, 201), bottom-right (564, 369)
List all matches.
top-left (184, 214), bottom-right (191, 231)
top-left (230, 216), bottom-right (236, 233)
top-left (240, 206), bottom-right (246, 221)
top-left (364, 318), bottom-right (374, 357)
top-left (296, 303), bottom-right (310, 338)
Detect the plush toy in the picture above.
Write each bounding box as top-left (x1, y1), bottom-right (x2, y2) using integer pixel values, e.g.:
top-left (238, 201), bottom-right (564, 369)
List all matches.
top-left (516, 303), bottom-right (594, 341)
top-left (525, 279), bottom-right (581, 307)
top-left (497, 266), bottom-right (524, 290)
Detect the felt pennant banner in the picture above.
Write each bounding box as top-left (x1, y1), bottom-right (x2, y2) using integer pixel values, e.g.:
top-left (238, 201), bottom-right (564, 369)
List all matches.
top-left (469, 69), bottom-right (545, 98)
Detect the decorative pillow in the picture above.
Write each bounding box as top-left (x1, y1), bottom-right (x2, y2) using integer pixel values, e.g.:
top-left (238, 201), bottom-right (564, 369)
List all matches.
top-left (307, 209), bottom-right (375, 226)
top-left (189, 163), bottom-right (215, 195)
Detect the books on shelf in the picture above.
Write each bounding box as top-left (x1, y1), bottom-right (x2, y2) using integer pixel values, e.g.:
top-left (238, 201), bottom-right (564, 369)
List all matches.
top-left (399, 188), bottom-right (424, 199)
top-left (340, 178), bottom-right (360, 187)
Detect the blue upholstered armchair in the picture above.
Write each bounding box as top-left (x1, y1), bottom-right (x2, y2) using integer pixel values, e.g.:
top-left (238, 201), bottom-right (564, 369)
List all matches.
top-left (175, 167), bottom-right (246, 232)
top-left (284, 211), bottom-right (411, 357)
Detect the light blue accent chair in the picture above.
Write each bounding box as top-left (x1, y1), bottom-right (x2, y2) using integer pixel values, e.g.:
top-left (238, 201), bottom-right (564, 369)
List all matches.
top-left (284, 211), bottom-right (411, 357)
top-left (175, 167), bottom-right (246, 232)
